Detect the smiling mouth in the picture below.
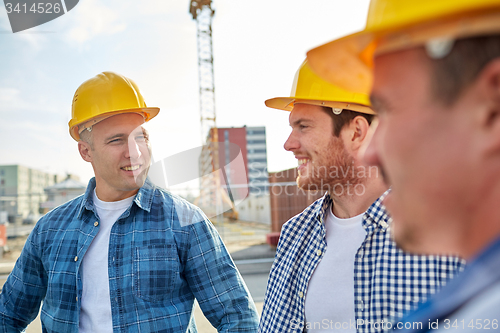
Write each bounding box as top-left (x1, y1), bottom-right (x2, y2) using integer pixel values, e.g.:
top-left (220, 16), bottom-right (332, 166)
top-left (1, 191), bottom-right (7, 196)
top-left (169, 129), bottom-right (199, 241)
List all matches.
top-left (122, 165), bottom-right (141, 171)
top-left (298, 159), bottom-right (310, 166)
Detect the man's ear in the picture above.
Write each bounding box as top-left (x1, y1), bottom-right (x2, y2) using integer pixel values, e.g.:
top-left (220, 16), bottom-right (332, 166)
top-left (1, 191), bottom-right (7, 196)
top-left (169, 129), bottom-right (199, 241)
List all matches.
top-left (476, 58), bottom-right (500, 153)
top-left (78, 141), bottom-right (93, 162)
top-left (346, 115), bottom-right (371, 151)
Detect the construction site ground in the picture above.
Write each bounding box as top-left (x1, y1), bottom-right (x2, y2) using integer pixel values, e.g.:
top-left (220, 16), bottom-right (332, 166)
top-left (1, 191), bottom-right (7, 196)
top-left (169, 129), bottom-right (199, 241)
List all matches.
top-left (0, 219), bottom-right (275, 332)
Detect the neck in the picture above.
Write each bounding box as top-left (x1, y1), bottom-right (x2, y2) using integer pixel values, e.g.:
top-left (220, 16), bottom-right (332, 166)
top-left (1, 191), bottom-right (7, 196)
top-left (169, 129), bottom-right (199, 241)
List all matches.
top-left (458, 187), bottom-right (500, 260)
top-left (94, 180), bottom-right (140, 202)
top-left (328, 177), bottom-right (387, 219)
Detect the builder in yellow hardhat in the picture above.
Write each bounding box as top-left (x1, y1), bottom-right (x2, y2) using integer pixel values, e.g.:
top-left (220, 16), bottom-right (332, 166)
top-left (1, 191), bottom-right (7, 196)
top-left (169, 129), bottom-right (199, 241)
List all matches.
top-left (308, 0), bottom-right (500, 330)
top-left (0, 72), bottom-right (259, 332)
top-left (258, 60), bottom-right (463, 333)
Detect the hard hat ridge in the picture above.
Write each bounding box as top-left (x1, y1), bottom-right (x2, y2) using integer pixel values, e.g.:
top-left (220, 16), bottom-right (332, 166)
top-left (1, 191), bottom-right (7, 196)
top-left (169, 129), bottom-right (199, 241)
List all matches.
top-left (265, 59), bottom-right (374, 115)
top-left (68, 71), bottom-right (159, 141)
top-left (307, 0), bottom-right (500, 94)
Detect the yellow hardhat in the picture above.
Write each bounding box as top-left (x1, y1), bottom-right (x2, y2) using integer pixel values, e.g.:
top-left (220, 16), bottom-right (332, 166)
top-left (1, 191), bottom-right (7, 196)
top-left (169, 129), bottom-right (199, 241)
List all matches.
top-left (265, 60), bottom-right (374, 115)
top-left (69, 71), bottom-right (160, 141)
top-left (307, 0), bottom-right (500, 95)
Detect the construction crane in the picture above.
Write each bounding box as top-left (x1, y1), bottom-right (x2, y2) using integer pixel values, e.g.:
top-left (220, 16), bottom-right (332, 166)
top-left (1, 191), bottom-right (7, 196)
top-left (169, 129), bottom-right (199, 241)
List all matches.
top-left (189, 0), bottom-right (216, 144)
top-left (189, 0), bottom-right (238, 220)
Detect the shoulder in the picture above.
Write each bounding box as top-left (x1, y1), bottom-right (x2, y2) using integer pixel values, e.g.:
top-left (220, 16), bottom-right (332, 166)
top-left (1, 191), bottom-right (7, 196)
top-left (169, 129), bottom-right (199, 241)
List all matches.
top-left (281, 194), bottom-right (326, 231)
top-left (37, 194), bottom-right (85, 227)
top-left (447, 280), bottom-right (500, 323)
top-left (276, 194), bottom-right (327, 255)
top-left (150, 185), bottom-right (207, 228)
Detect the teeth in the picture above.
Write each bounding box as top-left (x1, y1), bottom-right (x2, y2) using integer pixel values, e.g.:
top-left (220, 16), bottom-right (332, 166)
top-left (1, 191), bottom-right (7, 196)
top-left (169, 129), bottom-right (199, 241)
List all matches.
top-left (123, 165), bottom-right (140, 171)
top-left (298, 159), bottom-right (309, 166)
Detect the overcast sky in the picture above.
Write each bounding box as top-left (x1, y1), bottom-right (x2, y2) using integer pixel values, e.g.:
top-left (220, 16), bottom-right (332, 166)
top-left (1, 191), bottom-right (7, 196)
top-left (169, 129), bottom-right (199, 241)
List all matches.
top-left (0, 0), bottom-right (370, 189)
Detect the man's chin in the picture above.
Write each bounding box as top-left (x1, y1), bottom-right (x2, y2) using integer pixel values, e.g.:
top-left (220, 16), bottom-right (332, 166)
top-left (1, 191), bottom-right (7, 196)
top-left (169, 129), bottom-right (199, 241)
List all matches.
top-left (392, 229), bottom-right (429, 255)
top-left (132, 169), bottom-right (149, 187)
top-left (296, 176), bottom-right (322, 192)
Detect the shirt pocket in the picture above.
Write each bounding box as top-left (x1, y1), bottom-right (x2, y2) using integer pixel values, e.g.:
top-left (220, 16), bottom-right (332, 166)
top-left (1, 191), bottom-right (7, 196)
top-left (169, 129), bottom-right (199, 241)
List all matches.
top-left (133, 245), bottom-right (179, 302)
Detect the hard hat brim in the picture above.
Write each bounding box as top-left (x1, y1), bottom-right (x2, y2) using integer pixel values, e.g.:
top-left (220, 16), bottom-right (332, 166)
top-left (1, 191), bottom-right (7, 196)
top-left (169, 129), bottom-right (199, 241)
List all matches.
top-left (265, 97), bottom-right (375, 115)
top-left (69, 107), bottom-right (160, 142)
top-left (307, 8), bottom-right (500, 95)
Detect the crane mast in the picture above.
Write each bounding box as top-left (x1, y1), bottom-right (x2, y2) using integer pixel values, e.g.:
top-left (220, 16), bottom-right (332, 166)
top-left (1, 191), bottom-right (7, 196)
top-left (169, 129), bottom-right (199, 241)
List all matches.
top-left (189, 0), bottom-right (217, 146)
top-left (190, 0), bottom-right (237, 219)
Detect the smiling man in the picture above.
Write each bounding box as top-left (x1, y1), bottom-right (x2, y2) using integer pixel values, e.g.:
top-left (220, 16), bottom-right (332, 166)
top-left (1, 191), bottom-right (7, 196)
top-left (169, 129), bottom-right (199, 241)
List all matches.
top-left (307, 0), bottom-right (500, 331)
top-left (0, 72), bottom-right (259, 333)
top-left (258, 61), bottom-right (463, 333)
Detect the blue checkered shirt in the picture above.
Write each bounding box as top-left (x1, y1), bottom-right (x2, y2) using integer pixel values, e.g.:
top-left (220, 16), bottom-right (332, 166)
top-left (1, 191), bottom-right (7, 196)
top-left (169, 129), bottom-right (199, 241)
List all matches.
top-left (0, 178), bottom-right (259, 333)
top-left (259, 192), bottom-right (465, 333)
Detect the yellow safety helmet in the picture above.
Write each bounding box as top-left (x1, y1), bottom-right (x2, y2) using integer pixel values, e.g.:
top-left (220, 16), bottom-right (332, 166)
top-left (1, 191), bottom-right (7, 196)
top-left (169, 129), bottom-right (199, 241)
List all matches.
top-left (307, 0), bottom-right (500, 95)
top-left (69, 71), bottom-right (160, 141)
top-left (265, 60), bottom-right (374, 115)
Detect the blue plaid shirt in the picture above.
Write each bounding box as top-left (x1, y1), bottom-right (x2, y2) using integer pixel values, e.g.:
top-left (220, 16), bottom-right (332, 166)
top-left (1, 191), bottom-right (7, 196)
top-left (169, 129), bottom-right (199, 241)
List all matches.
top-left (259, 192), bottom-right (465, 333)
top-left (395, 236), bottom-right (500, 333)
top-left (0, 178), bottom-right (259, 333)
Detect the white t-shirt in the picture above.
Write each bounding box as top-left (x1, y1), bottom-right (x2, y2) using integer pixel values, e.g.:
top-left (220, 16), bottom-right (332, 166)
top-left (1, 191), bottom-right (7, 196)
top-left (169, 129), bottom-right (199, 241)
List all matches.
top-left (304, 206), bottom-right (366, 332)
top-left (79, 190), bottom-right (135, 333)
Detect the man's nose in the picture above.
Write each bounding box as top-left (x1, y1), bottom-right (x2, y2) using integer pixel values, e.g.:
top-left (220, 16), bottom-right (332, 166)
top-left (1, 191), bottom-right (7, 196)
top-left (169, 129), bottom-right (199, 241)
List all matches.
top-left (284, 131), bottom-right (299, 151)
top-left (126, 139), bottom-right (142, 160)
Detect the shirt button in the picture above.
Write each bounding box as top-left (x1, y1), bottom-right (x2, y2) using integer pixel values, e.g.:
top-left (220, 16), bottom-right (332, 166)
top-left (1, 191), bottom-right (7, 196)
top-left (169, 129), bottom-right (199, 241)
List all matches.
top-left (316, 250), bottom-right (322, 256)
top-left (298, 292), bottom-right (304, 298)
top-left (74, 256), bottom-right (78, 262)
top-left (94, 221), bottom-right (99, 227)
top-left (359, 300), bottom-right (364, 311)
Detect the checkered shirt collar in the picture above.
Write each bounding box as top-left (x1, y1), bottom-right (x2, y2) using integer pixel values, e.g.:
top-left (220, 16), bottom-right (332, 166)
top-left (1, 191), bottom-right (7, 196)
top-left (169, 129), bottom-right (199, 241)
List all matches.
top-left (317, 189), bottom-right (392, 234)
top-left (77, 177), bottom-right (155, 219)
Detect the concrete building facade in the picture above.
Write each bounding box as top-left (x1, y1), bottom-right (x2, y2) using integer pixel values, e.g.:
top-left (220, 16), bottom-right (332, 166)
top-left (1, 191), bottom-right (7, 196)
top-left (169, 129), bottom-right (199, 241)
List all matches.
top-left (215, 126), bottom-right (269, 195)
top-left (199, 126), bottom-right (270, 223)
top-left (42, 177), bottom-right (87, 212)
top-left (0, 165), bottom-right (61, 223)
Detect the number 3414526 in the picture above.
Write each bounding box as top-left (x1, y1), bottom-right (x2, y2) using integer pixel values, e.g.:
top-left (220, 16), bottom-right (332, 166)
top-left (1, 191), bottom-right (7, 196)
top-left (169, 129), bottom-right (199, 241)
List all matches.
top-left (5, 3), bottom-right (62, 14)
top-left (443, 319), bottom-right (498, 330)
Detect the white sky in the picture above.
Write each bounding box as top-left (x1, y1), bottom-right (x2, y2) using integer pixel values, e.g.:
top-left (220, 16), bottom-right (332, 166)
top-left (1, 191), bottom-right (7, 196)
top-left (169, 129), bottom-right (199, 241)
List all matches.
top-left (0, 0), bottom-right (370, 186)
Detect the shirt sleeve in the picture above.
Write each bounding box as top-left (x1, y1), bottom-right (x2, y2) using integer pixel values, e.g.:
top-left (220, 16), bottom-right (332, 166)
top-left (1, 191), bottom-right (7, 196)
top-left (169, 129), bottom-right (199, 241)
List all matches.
top-left (0, 226), bottom-right (47, 332)
top-left (181, 208), bottom-right (259, 332)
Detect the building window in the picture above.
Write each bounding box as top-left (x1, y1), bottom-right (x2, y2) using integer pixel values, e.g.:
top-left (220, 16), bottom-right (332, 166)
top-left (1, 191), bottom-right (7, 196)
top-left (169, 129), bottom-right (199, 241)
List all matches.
top-left (247, 129), bottom-right (265, 135)
top-left (248, 149), bottom-right (266, 154)
top-left (247, 140), bottom-right (266, 145)
top-left (248, 158), bottom-right (267, 163)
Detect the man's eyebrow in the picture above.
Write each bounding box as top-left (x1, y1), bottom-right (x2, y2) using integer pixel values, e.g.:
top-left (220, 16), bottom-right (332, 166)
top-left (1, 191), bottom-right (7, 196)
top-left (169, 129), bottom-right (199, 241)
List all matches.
top-left (290, 118), bottom-right (312, 127)
top-left (104, 133), bottom-right (126, 142)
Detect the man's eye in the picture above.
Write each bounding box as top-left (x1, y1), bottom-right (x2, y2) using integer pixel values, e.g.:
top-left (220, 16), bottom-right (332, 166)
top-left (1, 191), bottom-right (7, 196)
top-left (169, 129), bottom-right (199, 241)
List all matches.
top-left (299, 125), bottom-right (308, 130)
